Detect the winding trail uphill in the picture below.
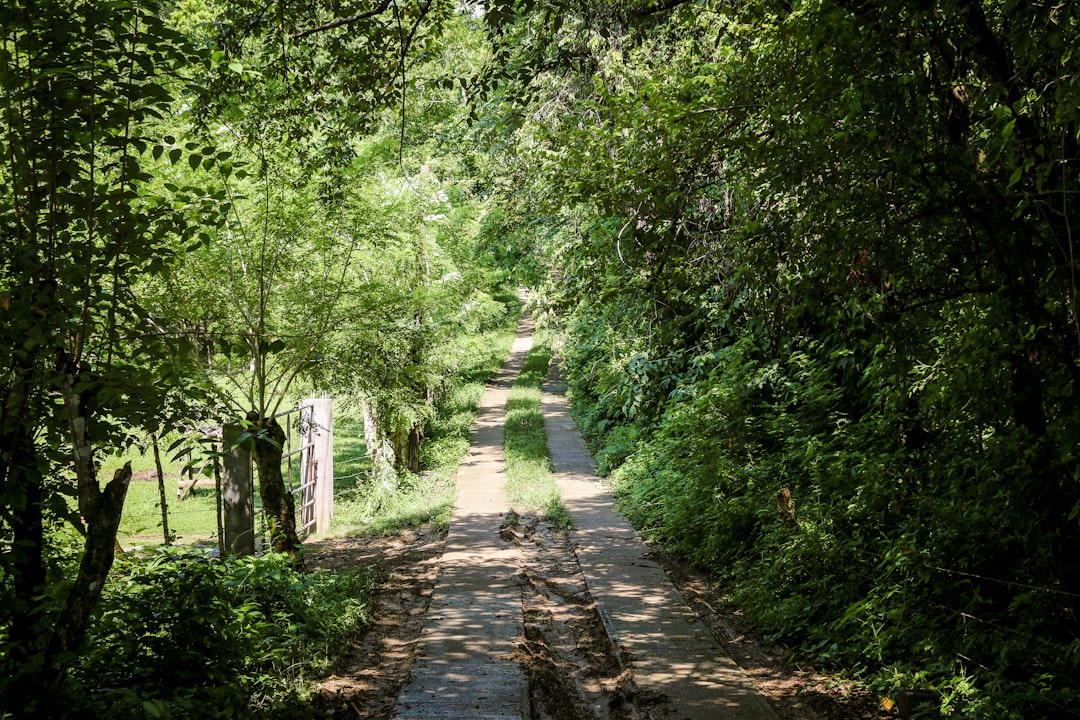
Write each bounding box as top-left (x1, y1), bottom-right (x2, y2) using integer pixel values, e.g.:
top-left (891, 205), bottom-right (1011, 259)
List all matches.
top-left (386, 308), bottom-right (778, 720)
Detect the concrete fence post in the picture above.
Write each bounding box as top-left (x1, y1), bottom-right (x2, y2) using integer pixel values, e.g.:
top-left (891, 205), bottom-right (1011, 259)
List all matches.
top-left (221, 423), bottom-right (255, 555)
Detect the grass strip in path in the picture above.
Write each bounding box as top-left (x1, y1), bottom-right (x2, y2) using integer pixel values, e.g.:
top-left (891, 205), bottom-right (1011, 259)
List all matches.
top-left (503, 330), bottom-right (570, 527)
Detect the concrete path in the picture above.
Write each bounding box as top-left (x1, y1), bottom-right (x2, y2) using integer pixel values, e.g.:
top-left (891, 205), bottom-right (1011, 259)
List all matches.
top-left (541, 365), bottom-right (779, 720)
top-left (391, 313), bottom-right (534, 720)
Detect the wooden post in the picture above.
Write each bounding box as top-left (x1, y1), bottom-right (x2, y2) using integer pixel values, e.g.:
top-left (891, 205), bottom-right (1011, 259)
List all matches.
top-left (221, 424), bottom-right (254, 556)
top-left (213, 442), bottom-right (224, 559)
top-left (302, 398), bottom-right (333, 534)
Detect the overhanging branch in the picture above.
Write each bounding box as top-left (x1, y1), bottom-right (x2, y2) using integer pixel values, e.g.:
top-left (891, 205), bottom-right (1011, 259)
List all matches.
top-left (289, 0), bottom-right (393, 40)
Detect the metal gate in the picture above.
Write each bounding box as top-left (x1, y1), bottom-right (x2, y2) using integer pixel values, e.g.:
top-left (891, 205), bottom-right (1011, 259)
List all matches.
top-left (279, 403), bottom-right (318, 536)
top-left (278, 398), bottom-right (333, 537)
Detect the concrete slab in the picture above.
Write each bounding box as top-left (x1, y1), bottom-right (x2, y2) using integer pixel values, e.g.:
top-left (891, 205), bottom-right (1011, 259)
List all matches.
top-left (541, 367), bottom-right (780, 720)
top-left (391, 315), bottom-right (534, 720)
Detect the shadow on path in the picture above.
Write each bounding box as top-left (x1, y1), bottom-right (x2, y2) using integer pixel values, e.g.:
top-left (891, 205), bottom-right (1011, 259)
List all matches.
top-left (542, 363), bottom-right (779, 720)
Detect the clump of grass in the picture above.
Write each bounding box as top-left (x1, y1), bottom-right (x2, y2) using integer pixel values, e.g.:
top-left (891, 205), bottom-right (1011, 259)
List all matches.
top-left (330, 471), bottom-right (456, 537)
top-left (504, 331), bottom-right (569, 528)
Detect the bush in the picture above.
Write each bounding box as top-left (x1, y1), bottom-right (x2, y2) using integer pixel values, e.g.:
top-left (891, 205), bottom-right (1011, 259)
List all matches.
top-left (571, 309), bottom-right (1080, 717)
top-left (64, 549), bottom-right (373, 719)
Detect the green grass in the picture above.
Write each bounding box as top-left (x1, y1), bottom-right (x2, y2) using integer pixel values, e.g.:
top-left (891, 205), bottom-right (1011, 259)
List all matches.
top-left (504, 330), bottom-right (570, 527)
top-left (119, 481), bottom-right (219, 543)
top-left (108, 437), bottom-right (221, 544)
top-left (331, 419), bottom-right (372, 489)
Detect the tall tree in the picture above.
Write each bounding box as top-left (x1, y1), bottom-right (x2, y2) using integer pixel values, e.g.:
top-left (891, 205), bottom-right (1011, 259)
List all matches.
top-left (155, 135), bottom-right (374, 558)
top-left (0, 0), bottom-right (219, 712)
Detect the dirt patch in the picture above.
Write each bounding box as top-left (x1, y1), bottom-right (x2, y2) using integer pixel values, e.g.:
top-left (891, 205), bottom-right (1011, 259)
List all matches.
top-left (305, 526), bottom-right (446, 719)
top-left (646, 546), bottom-right (889, 720)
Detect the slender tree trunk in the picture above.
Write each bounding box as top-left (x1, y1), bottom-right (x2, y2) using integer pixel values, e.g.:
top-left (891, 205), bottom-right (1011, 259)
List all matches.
top-left (213, 441), bottom-right (225, 558)
top-left (1, 364), bottom-right (46, 680)
top-left (151, 433), bottom-right (170, 546)
top-left (4, 426), bottom-right (47, 710)
top-left (39, 463), bottom-right (133, 700)
top-left (20, 372), bottom-right (135, 714)
top-left (247, 411), bottom-right (303, 565)
top-left (407, 425), bottom-right (421, 474)
top-left (392, 428), bottom-right (407, 474)
top-left (10, 439), bottom-right (44, 614)
top-left (362, 400), bottom-right (396, 487)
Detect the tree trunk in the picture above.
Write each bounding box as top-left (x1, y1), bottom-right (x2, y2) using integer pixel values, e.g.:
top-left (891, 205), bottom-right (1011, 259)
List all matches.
top-left (213, 441), bottom-right (225, 558)
top-left (9, 433), bottom-right (44, 613)
top-left (151, 433), bottom-right (171, 545)
top-left (392, 428), bottom-right (407, 474)
top-left (362, 400), bottom-right (397, 488)
top-left (407, 424), bottom-right (421, 474)
top-left (3, 426), bottom-right (47, 711)
top-left (19, 373), bottom-right (135, 714)
top-left (247, 411), bottom-right (303, 565)
top-left (39, 463), bottom-right (133, 700)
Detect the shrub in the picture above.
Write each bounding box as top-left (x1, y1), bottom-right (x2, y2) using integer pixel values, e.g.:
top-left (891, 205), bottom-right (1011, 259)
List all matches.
top-left (64, 549), bottom-right (373, 719)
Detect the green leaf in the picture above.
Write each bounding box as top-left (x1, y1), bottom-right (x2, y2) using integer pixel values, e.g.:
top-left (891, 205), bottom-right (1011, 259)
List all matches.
top-left (142, 700), bottom-right (166, 718)
top-left (1008, 165), bottom-right (1023, 188)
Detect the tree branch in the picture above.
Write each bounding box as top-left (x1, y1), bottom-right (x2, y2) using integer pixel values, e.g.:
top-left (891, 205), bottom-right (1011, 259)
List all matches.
top-left (636, 0), bottom-right (696, 17)
top-left (289, 0), bottom-right (393, 40)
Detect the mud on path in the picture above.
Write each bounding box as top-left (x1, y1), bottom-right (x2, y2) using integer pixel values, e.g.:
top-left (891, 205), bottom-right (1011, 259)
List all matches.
top-left (504, 515), bottom-right (642, 720)
top-left (305, 519), bottom-right (887, 720)
top-left (307, 527), bottom-right (445, 719)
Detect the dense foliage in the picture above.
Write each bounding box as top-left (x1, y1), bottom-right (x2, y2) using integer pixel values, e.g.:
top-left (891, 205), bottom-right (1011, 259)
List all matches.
top-left (1, 0), bottom-right (506, 713)
top-left (68, 550), bottom-right (372, 719)
top-left (0, 0), bottom-right (222, 710)
top-left (481, 0), bottom-right (1080, 716)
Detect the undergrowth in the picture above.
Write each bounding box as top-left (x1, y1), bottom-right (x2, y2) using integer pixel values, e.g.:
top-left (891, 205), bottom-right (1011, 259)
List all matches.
top-left (564, 309), bottom-right (1080, 719)
top-left (63, 549), bottom-right (373, 719)
top-left (330, 308), bottom-right (520, 536)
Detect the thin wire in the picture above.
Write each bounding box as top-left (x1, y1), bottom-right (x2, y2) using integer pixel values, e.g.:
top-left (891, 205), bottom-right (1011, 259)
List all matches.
top-left (927, 564), bottom-right (1080, 601)
top-left (332, 469), bottom-right (371, 484)
top-left (841, 540), bottom-right (1080, 602)
top-left (936, 606), bottom-right (1080, 719)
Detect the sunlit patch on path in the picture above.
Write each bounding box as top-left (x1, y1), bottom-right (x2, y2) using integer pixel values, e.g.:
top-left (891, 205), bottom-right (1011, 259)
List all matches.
top-left (391, 311), bottom-right (534, 720)
top-left (542, 364), bottom-right (779, 720)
